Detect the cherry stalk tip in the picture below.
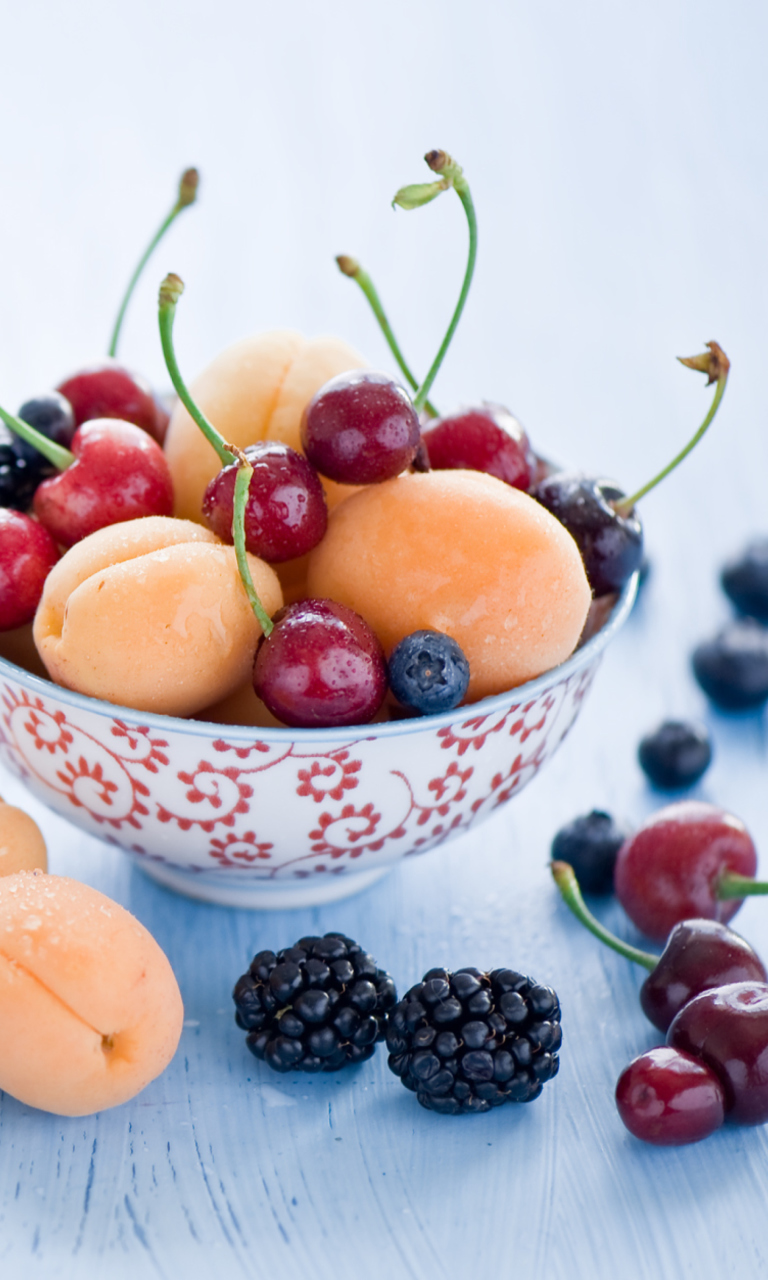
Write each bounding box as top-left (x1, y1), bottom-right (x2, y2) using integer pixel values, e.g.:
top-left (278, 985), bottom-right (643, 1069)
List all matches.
top-left (336, 255), bottom-right (360, 278)
top-left (177, 168), bottom-right (200, 209)
top-left (159, 272), bottom-right (185, 308)
top-left (678, 341), bottom-right (730, 386)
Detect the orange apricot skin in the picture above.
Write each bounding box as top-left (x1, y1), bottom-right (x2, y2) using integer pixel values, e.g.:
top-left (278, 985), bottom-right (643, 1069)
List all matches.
top-left (0, 871), bottom-right (183, 1115)
top-left (0, 800), bottom-right (47, 875)
top-left (306, 471), bottom-right (592, 702)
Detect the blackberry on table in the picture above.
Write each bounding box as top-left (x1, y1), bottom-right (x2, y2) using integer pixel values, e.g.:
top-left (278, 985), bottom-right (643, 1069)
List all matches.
top-left (386, 967), bottom-right (562, 1114)
top-left (233, 932), bottom-right (397, 1073)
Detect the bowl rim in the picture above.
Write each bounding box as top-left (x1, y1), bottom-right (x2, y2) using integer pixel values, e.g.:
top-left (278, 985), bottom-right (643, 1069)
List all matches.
top-left (0, 573), bottom-right (638, 744)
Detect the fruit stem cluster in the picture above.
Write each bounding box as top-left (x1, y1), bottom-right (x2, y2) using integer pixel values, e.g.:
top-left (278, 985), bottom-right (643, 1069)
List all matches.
top-left (157, 273), bottom-right (273, 637)
top-left (0, 404), bottom-right (74, 472)
top-left (551, 861), bottom-right (657, 971)
top-left (109, 168), bottom-right (200, 359)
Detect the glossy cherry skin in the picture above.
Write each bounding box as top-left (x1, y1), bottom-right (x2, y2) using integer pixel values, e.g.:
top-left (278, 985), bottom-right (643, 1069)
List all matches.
top-left (202, 442), bottom-right (327, 563)
top-left (57, 360), bottom-right (170, 445)
top-left (613, 801), bottom-right (757, 941)
top-left (0, 510), bottom-right (59, 630)
top-left (532, 473), bottom-right (643, 597)
top-left (640, 919), bottom-right (768, 1032)
top-left (253, 599), bottom-right (387, 728)
top-left (421, 404), bottom-right (535, 490)
top-left (32, 419), bottom-right (174, 547)
top-left (616, 1046), bottom-right (725, 1145)
top-left (667, 981), bottom-right (768, 1124)
top-left (301, 371), bottom-right (421, 485)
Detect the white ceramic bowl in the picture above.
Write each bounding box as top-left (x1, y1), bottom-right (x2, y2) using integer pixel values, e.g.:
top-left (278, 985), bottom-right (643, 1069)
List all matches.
top-left (0, 576), bottom-right (636, 908)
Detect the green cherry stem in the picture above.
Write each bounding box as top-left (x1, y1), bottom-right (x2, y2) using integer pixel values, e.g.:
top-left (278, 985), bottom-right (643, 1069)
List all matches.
top-left (335, 255), bottom-right (438, 418)
top-left (0, 404), bottom-right (74, 472)
top-left (158, 273), bottom-right (273, 636)
top-left (393, 150), bottom-right (478, 415)
top-left (551, 861), bottom-right (658, 972)
top-left (613, 341), bottom-right (730, 519)
top-left (716, 871), bottom-right (768, 901)
top-left (109, 168), bottom-right (199, 358)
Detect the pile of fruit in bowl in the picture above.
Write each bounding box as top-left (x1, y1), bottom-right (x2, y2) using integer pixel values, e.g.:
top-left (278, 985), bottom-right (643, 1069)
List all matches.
top-left (0, 152), bottom-right (727, 908)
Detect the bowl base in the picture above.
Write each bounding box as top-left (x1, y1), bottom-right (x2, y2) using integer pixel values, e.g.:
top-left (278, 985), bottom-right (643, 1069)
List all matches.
top-left (135, 860), bottom-right (390, 909)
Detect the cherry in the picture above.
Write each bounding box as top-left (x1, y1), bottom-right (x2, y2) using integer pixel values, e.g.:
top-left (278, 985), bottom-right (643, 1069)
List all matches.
top-left (613, 801), bottom-right (758, 941)
top-left (12, 392), bottom-right (75, 472)
top-left (202, 441), bottom-right (327, 563)
top-left (57, 360), bottom-right (169, 445)
top-left (252, 599), bottom-right (387, 728)
top-left (33, 419), bottom-right (174, 547)
top-left (551, 861), bottom-right (767, 1032)
top-left (301, 370), bottom-right (421, 485)
top-left (0, 510), bottom-right (59, 630)
top-left (0, 430), bottom-right (39, 511)
top-left (615, 1046), bottom-right (725, 1145)
top-left (667, 981), bottom-right (768, 1124)
top-left (532, 474), bottom-right (643, 598)
top-left (421, 404), bottom-right (535, 490)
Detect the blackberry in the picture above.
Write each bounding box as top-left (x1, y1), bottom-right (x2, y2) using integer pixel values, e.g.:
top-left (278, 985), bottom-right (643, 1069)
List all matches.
top-left (233, 932), bottom-right (397, 1073)
top-left (388, 630), bottom-right (470, 715)
top-left (386, 967), bottom-right (561, 1114)
top-left (637, 720), bottom-right (712, 789)
top-left (550, 809), bottom-right (628, 894)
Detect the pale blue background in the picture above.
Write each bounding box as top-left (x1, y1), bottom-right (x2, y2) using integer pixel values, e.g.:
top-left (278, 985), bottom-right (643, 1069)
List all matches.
top-left (1, 2), bottom-right (768, 1276)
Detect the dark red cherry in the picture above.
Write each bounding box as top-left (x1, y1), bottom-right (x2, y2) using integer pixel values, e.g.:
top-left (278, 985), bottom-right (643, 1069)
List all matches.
top-left (202, 442), bottom-right (327, 562)
top-left (301, 371), bottom-right (420, 484)
top-left (532, 473), bottom-right (643, 597)
top-left (57, 360), bottom-right (169, 445)
top-left (667, 981), bottom-right (768, 1124)
top-left (613, 801), bottom-right (757, 941)
top-left (615, 1046), bottom-right (725, 1145)
top-left (33, 419), bottom-right (174, 547)
top-left (253, 598), bottom-right (387, 728)
top-left (0, 510), bottom-right (59, 630)
top-left (421, 404), bottom-right (535, 490)
top-left (640, 919), bottom-right (768, 1032)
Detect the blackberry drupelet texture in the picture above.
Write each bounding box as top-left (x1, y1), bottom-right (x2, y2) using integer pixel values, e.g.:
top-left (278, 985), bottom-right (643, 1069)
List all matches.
top-left (233, 933), bottom-right (397, 1072)
top-left (386, 967), bottom-right (561, 1114)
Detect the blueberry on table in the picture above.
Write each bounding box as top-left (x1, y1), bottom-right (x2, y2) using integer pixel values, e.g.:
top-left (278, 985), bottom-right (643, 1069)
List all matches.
top-left (638, 721), bottom-right (712, 789)
top-left (388, 630), bottom-right (470, 715)
top-left (692, 618), bottom-right (768, 710)
top-left (550, 810), bottom-right (629, 894)
top-left (721, 538), bottom-right (768, 620)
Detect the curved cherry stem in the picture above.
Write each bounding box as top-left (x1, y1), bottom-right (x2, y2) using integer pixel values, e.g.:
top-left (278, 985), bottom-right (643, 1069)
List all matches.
top-left (109, 168), bottom-right (199, 358)
top-left (0, 404), bottom-right (74, 472)
top-left (551, 861), bottom-right (658, 972)
top-left (335, 255), bottom-right (438, 418)
top-left (393, 150), bottom-right (478, 415)
top-left (614, 342), bottom-right (730, 518)
top-left (716, 871), bottom-right (768, 901)
top-left (158, 273), bottom-right (273, 636)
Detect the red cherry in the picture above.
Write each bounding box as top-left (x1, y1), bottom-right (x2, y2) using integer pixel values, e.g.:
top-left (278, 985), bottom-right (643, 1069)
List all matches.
top-left (32, 419), bottom-right (174, 547)
top-left (613, 801), bottom-right (757, 941)
top-left (639, 918), bottom-right (767, 1032)
top-left (57, 360), bottom-right (169, 445)
top-left (421, 404), bottom-right (535, 490)
top-left (667, 981), bottom-right (768, 1124)
top-left (0, 510), bottom-right (59, 630)
top-left (202, 442), bottom-right (327, 562)
top-left (301, 371), bottom-right (420, 484)
top-left (253, 598), bottom-right (387, 728)
top-left (615, 1046), bottom-right (725, 1145)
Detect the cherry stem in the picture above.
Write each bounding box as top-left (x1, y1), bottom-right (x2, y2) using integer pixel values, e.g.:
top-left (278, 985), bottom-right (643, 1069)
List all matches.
top-left (393, 151), bottom-right (478, 415)
top-left (158, 273), bottom-right (273, 636)
top-left (613, 341), bottom-right (730, 518)
top-left (716, 871), bottom-right (768, 901)
top-left (109, 168), bottom-right (199, 359)
top-left (335, 255), bottom-right (438, 418)
top-left (551, 861), bottom-right (658, 972)
top-left (0, 404), bottom-right (74, 472)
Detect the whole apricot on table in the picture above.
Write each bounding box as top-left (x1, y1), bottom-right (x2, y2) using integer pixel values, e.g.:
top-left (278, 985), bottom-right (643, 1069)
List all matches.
top-left (33, 516), bottom-right (282, 717)
top-left (0, 798), bottom-right (47, 875)
top-left (306, 470), bottom-right (592, 703)
top-left (0, 871), bottom-right (183, 1115)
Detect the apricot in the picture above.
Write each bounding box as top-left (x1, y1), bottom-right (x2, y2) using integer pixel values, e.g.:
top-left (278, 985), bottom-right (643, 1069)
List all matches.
top-left (0, 799), bottom-right (47, 875)
top-left (0, 871), bottom-right (183, 1115)
top-left (164, 331), bottom-right (367, 524)
top-left (33, 516), bottom-right (283, 717)
top-left (306, 470), bottom-right (592, 702)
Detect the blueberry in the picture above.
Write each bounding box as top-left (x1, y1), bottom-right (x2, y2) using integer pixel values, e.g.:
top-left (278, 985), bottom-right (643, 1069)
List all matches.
top-left (550, 810), bottom-right (629, 894)
top-left (388, 630), bottom-right (470, 715)
top-left (13, 392), bottom-right (75, 467)
top-left (638, 720), bottom-right (712, 789)
top-left (721, 539), bottom-right (768, 621)
top-left (0, 432), bottom-right (39, 510)
top-left (692, 618), bottom-right (768, 710)
top-left (532, 473), bottom-right (643, 598)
